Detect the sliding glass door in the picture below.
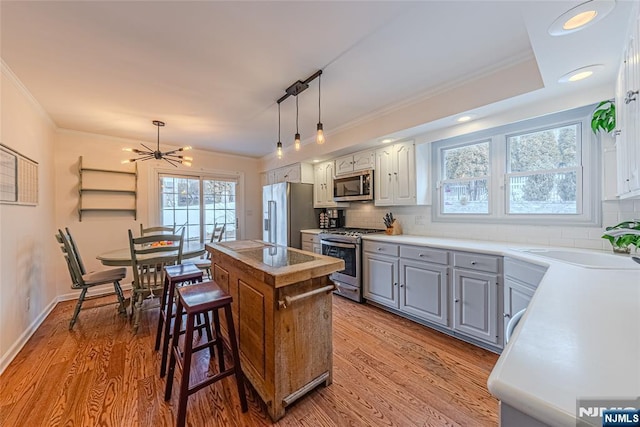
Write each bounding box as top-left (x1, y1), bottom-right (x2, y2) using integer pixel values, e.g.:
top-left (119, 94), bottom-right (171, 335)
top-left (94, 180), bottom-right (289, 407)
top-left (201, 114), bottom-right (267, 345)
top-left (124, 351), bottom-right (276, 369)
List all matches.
top-left (159, 173), bottom-right (237, 243)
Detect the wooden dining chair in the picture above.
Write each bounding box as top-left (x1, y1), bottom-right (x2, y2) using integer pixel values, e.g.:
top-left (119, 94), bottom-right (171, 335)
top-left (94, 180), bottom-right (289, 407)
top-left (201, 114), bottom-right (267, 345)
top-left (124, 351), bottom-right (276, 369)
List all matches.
top-left (56, 228), bottom-right (127, 329)
top-left (140, 224), bottom-right (175, 236)
top-left (128, 228), bottom-right (184, 333)
top-left (194, 223), bottom-right (226, 279)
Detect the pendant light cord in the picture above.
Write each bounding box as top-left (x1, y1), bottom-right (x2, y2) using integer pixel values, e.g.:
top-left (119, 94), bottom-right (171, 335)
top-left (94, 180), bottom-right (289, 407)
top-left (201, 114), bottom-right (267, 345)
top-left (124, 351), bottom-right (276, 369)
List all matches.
top-left (296, 96), bottom-right (299, 133)
top-left (278, 102), bottom-right (281, 141)
top-left (318, 73), bottom-right (321, 122)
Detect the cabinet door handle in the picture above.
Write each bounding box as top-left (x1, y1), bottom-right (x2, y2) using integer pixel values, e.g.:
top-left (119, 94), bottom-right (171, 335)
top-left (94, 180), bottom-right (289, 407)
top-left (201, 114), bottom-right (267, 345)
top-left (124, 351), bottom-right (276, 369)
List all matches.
top-left (504, 313), bottom-right (511, 318)
top-left (418, 253), bottom-right (426, 257)
top-left (470, 261), bottom-right (477, 265)
top-left (400, 284), bottom-right (404, 288)
top-left (625, 90), bottom-right (638, 104)
top-left (377, 247), bottom-right (383, 251)
top-left (454, 298), bottom-right (460, 303)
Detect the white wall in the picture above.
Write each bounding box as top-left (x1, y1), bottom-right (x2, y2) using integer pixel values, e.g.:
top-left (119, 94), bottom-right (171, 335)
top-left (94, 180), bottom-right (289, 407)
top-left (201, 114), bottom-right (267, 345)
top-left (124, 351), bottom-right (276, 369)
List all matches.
top-left (0, 64), bottom-right (57, 371)
top-left (54, 130), bottom-right (263, 293)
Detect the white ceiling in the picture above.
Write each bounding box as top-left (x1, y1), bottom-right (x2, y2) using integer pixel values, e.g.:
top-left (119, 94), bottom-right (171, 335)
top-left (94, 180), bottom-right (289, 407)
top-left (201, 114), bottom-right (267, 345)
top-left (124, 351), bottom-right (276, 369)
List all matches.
top-left (1, 1), bottom-right (636, 159)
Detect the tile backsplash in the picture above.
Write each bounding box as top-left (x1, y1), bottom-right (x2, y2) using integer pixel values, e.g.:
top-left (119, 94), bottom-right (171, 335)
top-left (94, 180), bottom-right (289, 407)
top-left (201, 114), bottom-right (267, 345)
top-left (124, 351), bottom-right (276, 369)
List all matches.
top-left (345, 199), bottom-right (640, 251)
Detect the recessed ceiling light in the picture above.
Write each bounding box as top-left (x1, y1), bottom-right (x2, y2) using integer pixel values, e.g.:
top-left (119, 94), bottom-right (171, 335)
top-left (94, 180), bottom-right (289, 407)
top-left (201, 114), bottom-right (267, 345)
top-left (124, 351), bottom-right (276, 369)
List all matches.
top-left (558, 64), bottom-right (604, 83)
top-left (312, 159), bottom-right (320, 163)
top-left (381, 138), bottom-right (394, 144)
top-left (456, 115), bottom-right (474, 123)
top-left (548, 0), bottom-right (615, 36)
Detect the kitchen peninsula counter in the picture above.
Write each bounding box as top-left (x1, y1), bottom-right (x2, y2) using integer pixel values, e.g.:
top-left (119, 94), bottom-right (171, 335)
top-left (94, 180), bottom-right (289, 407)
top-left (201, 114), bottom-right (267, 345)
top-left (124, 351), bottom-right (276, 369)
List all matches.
top-left (206, 240), bottom-right (344, 421)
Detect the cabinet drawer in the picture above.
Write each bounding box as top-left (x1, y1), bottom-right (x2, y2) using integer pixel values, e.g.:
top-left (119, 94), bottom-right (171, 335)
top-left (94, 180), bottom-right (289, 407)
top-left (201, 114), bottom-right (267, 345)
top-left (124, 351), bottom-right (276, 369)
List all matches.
top-left (400, 245), bottom-right (448, 265)
top-left (301, 233), bottom-right (316, 244)
top-left (504, 258), bottom-right (547, 288)
top-left (363, 241), bottom-right (399, 257)
top-left (453, 252), bottom-right (501, 273)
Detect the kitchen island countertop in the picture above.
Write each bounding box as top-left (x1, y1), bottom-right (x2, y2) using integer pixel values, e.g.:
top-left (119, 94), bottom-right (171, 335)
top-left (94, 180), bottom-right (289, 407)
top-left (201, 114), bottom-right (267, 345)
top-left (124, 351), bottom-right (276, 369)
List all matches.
top-left (206, 239), bottom-right (344, 288)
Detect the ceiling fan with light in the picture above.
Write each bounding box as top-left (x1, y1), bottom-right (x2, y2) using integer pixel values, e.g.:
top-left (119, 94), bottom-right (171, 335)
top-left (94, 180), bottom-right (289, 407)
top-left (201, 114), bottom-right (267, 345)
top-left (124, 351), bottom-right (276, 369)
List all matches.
top-left (122, 120), bottom-right (192, 167)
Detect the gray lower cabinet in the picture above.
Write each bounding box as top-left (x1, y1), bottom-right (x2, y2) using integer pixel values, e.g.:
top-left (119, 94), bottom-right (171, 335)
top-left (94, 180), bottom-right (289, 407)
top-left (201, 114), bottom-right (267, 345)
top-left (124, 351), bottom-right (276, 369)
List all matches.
top-left (363, 252), bottom-right (399, 307)
top-left (363, 241), bottom-right (508, 352)
top-left (503, 258), bottom-right (547, 345)
top-left (399, 259), bottom-right (449, 326)
top-left (301, 232), bottom-right (321, 254)
top-left (452, 268), bottom-right (500, 345)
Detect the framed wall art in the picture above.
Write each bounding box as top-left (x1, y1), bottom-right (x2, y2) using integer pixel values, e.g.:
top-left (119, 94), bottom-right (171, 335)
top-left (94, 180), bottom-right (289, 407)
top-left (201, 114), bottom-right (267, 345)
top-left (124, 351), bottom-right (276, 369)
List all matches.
top-left (0, 143), bottom-right (38, 206)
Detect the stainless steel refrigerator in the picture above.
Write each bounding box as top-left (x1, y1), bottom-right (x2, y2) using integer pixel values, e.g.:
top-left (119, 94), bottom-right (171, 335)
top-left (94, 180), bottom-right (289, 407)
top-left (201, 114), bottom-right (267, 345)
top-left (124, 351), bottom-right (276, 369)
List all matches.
top-left (262, 182), bottom-right (316, 249)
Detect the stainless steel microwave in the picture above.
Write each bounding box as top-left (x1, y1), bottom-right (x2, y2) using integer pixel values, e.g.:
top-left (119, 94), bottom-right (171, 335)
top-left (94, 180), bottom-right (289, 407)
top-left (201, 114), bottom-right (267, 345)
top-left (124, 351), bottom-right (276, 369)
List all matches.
top-left (333, 169), bottom-right (374, 202)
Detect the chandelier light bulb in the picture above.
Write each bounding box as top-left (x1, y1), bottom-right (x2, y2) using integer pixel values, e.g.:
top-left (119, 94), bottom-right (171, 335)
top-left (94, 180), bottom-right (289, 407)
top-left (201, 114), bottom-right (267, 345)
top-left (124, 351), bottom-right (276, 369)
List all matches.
top-left (295, 133), bottom-right (301, 151)
top-left (182, 160), bottom-right (192, 167)
top-left (277, 141), bottom-right (283, 159)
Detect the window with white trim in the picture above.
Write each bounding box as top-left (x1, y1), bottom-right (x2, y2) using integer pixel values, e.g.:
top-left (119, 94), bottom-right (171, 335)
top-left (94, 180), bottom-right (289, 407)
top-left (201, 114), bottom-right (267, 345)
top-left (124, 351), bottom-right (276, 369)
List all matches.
top-left (432, 105), bottom-right (600, 225)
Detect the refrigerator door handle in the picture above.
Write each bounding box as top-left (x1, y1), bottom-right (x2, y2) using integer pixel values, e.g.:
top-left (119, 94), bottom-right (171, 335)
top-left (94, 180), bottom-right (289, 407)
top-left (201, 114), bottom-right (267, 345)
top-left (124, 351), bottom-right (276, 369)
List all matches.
top-left (268, 200), bottom-right (276, 243)
top-left (269, 200), bottom-right (278, 243)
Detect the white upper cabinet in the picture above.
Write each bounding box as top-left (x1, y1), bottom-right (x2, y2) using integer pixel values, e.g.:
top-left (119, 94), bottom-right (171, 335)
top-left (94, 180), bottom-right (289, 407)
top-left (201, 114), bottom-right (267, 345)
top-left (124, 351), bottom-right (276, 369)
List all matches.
top-left (275, 163), bottom-right (314, 184)
top-left (313, 161), bottom-right (348, 208)
top-left (334, 149), bottom-right (376, 175)
top-left (375, 141), bottom-right (416, 206)
top-left (615, 6), bottom-right (640, 198)
top-left (264, 163), bottom-right (314, 185)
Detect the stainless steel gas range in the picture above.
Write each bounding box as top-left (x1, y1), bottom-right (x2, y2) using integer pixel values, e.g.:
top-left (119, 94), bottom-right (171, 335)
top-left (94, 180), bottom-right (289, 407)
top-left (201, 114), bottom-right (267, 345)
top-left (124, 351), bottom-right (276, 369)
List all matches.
top-left (319, 228), bottom-right (384, 302)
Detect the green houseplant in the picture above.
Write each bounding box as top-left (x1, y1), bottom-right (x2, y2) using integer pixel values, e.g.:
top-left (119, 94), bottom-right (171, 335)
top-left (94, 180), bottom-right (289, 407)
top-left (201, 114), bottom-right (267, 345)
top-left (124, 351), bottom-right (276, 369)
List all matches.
top-left (591, 100), bottom-right (616, 134)
top-left (602, 220), bottom-right (640, 253)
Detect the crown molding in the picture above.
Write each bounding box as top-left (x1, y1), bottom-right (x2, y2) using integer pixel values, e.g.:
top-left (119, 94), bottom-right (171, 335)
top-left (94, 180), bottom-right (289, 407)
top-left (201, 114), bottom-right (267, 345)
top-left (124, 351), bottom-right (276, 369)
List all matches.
top-left (1, 59), bottom-right (56, 129)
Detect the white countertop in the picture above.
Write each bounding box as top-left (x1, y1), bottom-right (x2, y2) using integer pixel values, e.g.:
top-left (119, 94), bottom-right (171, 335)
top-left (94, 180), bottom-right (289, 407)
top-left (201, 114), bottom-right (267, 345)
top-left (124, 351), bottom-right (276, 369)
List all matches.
top-left (300, 228), bottom-right (324, 234)
top-left (361, 234), bottom-right (640, 426)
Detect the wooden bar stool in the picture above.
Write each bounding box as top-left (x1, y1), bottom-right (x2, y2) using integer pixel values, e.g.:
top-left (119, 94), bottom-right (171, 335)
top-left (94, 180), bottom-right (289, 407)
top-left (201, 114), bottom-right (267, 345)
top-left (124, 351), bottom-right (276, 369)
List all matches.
top-left (164, 280), bottom-right (248, 427)
top-left (155, 263), bottom-right (204, 378)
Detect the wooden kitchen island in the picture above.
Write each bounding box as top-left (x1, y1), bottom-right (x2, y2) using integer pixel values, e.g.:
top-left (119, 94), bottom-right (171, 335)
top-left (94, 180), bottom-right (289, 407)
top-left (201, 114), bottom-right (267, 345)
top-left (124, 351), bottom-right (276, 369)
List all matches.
top-left (206, 240), bottom-right (344, 421)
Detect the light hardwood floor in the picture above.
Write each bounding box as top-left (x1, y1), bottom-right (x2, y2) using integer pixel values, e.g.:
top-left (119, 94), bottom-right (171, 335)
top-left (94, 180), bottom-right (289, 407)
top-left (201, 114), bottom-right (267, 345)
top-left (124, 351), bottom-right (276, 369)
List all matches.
top-left (0, 294), bottom-right (499, 426)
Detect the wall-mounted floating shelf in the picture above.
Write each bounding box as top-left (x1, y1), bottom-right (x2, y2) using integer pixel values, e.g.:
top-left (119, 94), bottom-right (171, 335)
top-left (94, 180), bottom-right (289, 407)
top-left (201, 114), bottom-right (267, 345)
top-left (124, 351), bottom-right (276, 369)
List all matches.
top-left (78, 156), bottom-right (138, 221)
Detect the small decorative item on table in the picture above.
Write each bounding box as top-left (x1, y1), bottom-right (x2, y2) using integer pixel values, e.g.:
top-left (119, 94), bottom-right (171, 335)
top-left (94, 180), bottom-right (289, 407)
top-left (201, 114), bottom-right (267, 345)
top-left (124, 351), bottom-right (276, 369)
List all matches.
top-left (151, 240), bottom-right (174, 247)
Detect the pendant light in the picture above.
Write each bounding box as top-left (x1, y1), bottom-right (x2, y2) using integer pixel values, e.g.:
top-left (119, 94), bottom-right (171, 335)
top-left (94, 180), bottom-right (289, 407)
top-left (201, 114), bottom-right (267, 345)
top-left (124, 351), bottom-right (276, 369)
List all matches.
top-left (276, 103), bottom-right (283, 159)
top-left (316, 72), bottom-right (325, 145)
top-left (294, 96), bottom-right (301, 151)
top-left (273, 70), bottom-right (324, 156)
top-left (122, 120), bottom-right (192, 167)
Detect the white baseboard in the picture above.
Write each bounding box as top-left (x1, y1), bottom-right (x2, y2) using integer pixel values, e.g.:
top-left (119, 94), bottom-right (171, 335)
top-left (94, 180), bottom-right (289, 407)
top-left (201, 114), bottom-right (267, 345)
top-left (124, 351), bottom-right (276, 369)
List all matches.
top-left (0, 283), bottom-right (133, 375)
top-left (0, 296), bottom-right (58, 375)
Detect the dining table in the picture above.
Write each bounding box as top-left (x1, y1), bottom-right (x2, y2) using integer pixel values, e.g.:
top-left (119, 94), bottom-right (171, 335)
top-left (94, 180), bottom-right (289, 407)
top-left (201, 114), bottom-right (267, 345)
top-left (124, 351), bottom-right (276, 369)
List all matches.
top-left (97, 240), bottom-right (206, 267)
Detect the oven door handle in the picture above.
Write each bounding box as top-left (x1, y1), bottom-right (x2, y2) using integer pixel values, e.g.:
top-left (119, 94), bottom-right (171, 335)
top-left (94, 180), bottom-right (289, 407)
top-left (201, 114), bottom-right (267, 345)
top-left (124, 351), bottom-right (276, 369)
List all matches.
top-left (320, 240), bottom-right (356, 249)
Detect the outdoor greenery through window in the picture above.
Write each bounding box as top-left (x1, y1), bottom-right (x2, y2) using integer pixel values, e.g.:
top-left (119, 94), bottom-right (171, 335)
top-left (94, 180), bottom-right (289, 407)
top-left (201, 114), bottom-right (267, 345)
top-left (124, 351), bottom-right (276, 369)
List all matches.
top-left (507, 124), bottom-right (580, 214)
top-left (442, 141), bottom-right (490, 214)
top-left (432, 105), bottom-right (598, 225)
top-left (160, 174), bottom-right (237, 243)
